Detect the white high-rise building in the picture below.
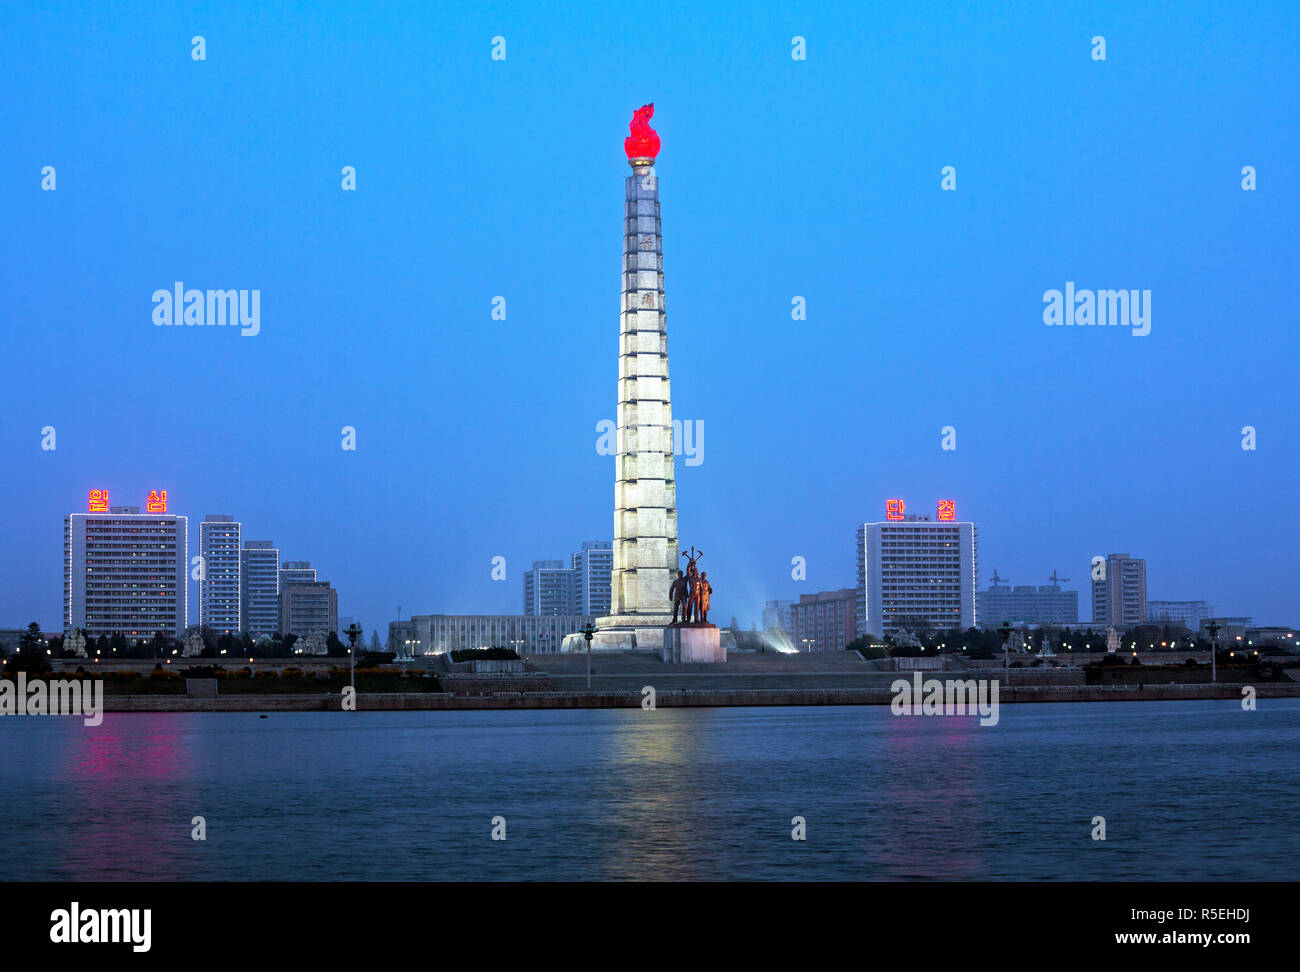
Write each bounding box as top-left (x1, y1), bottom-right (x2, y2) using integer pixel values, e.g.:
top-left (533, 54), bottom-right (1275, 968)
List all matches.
top-left (522, 560), bottom-right (574, 616)
top-left (64, 501), bottom-right (188, 638)
top-left (856, 508), bottom-right (979, 638)
top-left (241, 540), bottom-right (280, 639)
top-left (572, 541), bottom-right (613, 616)
top-left (1092, 553), bottom-right (1147, 628)
top-left (199, 515), bottom-right (241, 634)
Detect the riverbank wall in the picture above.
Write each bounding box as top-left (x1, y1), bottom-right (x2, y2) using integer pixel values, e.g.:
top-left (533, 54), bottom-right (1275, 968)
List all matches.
top-left (97, 681), bottom-right (1300, 712)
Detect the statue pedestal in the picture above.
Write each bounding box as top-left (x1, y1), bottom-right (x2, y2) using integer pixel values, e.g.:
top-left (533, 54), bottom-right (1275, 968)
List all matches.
top-left (662, 623), bottom-right (725, 664)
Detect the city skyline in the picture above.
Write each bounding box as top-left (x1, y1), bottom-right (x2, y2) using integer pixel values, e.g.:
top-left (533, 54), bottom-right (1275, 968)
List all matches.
top-left (26, 488), bottom-right (1287, 636)
top-left (3, 2), bottom-right (1297, 635)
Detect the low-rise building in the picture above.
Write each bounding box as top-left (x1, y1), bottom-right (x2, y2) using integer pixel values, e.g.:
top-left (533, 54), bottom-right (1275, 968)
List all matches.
top-left (788, 589), bottom-right (857, 651)
top-left (279, 581), bottom-right (338, 638)
top-left (389, 614), bottom-right (593, 658)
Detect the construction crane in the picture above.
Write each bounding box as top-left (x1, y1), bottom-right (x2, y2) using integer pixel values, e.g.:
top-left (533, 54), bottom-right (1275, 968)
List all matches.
top-left (1047, 569), bottom-right (1069, 587)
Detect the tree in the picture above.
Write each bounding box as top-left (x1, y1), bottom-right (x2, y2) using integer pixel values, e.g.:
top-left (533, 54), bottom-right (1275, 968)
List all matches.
top-left (327, 631), bottom-right (347, 656)
top-left (7, 623), bottom-right (51, 676)
top-left (17, 622), bottom-right (44, 655)
top-left (369, 631), bottom-right (382, 653)
top-left (149, 631), bottom-right (173, 658)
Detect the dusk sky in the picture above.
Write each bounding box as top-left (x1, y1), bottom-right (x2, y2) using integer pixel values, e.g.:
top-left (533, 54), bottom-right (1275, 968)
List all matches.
top-left (2, 1), bottom-right (1297, 635)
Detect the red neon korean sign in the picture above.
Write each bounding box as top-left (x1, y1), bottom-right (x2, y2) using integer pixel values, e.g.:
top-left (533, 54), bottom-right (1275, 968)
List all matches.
top-left (88, 489), bottom-right (109, 512)
top-left (937, 500), bottom-right (955, 521)
top-left (146, 490), bottom-right (168, 513)
top-left (886, 499), bottom-right (905, 521)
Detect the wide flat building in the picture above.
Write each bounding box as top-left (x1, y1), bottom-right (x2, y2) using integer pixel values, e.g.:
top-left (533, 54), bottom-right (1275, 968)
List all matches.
top-left (241, 540), bottom-right (280, 639)
top-left (1146, 599), bottom-right (1213, 629)
top-left (857, 508), bottom-right (978, 638)
top-left (199, 515), bottom-right (242, 634)
top-left (1091, 553), bottom-right (1147, 628)
top-left (977, 571), bottom-right (1079, 627)
top-left (390, 614), bottom-right (593, 658)
top-left (788, 589), bottom-right (857, 651)
top-left (64, 502), bottom-right (188, 638)
top-left (1199, 617), bottom-right (1252, 646)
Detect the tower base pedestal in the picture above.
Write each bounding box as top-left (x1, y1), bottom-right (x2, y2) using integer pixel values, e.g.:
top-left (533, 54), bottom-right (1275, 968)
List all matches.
top-left (561, 617), bottom-right (672, 653)
top-left (662, 623), bottom-right (725, 663)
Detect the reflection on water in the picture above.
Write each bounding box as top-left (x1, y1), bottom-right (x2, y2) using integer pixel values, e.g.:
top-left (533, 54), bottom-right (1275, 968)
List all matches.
top-left (1, 700), bottom-right (1297, 880)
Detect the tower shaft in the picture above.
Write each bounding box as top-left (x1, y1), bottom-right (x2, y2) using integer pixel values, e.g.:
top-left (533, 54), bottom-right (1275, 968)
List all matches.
top-left (585, 161), bottom-right (678, 651)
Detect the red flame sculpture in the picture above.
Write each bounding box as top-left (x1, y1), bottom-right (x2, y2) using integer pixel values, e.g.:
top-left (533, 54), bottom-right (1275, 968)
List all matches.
top-left (624, 103), bottom-right (661, 162)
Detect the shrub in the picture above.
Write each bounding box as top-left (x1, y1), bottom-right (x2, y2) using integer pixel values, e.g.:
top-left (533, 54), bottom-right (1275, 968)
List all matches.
top-left (450, 647), bottom-right (519, 662)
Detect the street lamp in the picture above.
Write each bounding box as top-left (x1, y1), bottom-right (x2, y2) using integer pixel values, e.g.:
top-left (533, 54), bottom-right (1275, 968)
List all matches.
top-left (345, 622), bottom-right (362, 701)
top-left (1206, 619), bottom-right (1220, 684)
top-left (999, 621), bottom-right (1013, 686)
top-left (581, 622), bottom-right (596, 690)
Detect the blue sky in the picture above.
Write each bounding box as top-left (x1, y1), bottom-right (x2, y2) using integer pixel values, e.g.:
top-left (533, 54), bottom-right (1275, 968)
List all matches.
top-left (2, 1), bottom-right (1297, 634)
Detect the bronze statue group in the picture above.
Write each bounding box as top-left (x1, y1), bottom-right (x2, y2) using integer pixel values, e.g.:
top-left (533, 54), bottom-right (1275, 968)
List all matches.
top-left (670, 547), bottom-right (712, 624)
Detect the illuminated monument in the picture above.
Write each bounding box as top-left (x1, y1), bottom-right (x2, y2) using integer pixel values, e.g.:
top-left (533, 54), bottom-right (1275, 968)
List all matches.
top-left (566, 105), bottom-right (724, 662)
top-left (567, 105), bottom-right (677, 652)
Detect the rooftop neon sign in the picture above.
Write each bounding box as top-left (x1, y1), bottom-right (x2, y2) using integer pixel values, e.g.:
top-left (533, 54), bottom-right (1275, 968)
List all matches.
top-left (87, 489), bottom-right (171, 513)
top-left (884, 499), bottom-right (958, 521)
